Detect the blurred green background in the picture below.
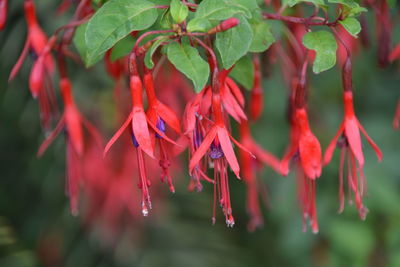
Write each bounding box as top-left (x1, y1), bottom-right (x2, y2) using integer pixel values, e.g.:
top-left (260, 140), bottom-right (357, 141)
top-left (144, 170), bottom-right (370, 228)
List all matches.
top-left (1, 1), bottom-right (399, 267)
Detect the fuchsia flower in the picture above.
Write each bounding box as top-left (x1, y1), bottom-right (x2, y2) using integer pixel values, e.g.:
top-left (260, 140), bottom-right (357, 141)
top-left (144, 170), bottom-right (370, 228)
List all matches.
top-left (324, 58), bottom-right (382, 219)
top-left (280, 60), bottom-right (322, 233)
top-left (104, 67), bottom-right (179, 215)
top-left (10, 0), bottom-right (54, 81)
top-left (144, 69), bottom-right (181, 192)
top-left (188, 68), bottom-right (253, 226)
top-left (281, 109), bottom-right (322, 179)
top-left (38, 78), bottom-right (101, 215)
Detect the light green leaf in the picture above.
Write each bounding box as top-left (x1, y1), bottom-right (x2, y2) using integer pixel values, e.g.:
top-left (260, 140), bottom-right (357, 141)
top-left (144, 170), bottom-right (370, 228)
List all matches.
top-left (166, 42), bottom-right (210, 92)
top-left (216, 14), bottom-right (253, 69)
top-left (144, 36), bottom-right (170, 69)
top-left (302, 30), bottom-right (337, 73)
top-left (170, 0), bottom-right (189, 23)
top-left (339, 17), bottom-right (361, 37)
top-left (159, 9), bottom-right (173, 29)
top-left (284, 0), bottom-right (324, 7)
top-left (230, 55), bottom-right (254, 90)
top-left (85, 0), bottom-right (158, 67)
top-left (186, 18), bottom-right (213, 32)
top-left (249, 20), bottom-right (275, 53)
top-left (328, 0), bottom-right (367, 16)
top-left (73, 22), bottom-right (88, 63)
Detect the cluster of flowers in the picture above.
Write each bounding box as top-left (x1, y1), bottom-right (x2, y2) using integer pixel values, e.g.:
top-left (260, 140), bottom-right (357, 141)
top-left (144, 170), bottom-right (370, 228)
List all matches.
top-left (1, 0), bottom-right (398, 237)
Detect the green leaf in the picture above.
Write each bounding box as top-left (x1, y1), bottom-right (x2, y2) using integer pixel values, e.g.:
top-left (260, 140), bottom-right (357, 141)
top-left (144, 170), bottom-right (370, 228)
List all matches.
top-left (85, 0), bottom-right (158, 67)
top-left (249, 20), bottom-right (275, 53)
top-left (186, 18), bottom-right (214, 32)
top-left (73, 22), bottom-right (88, 63)
top-left (144, 36), bottom-right (170, 69)
top-left (166, 42), bottom-right (210, 92)
top-left (216, 14), bottom-right (253, 69)
top-left (159, 9), bottom-right (173, 29)
top-left (284, 0), bottom-right (324, 7)
top-left (328, 0), bottom-right (367, 16)
top-left (339, 17), bottom-right (361, 38)
top-left (170, 0), bottom-right (189, 23)
top-left (302, 30), bottom-right (337, 74)
top-left (194, 0), bottom-right (252, 21)
top-left (230, 55), bottom-right (254, 90)
top-left (110, 34), bottom-right (135, 61)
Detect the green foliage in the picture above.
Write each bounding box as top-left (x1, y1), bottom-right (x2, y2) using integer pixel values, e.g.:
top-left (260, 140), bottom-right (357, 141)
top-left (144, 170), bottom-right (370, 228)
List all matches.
top-left (170, 0), bottom-right (189, 24)
top-left (84, 0), bottom-right (158, 66)
top-left (166, 42), bottom-right (210, 92)
top-left (73, 23), bottom-right (88, 63)
top-left (303, 30), bottom-right (338, 74)
top-left (109, 34), bottom-right (136, 61)
top-left (284, 0), bottom-right (325, 7)
top-left (144, 36), bottom-right (171, 69)
top-left (339, 17), bottom-right (361, 38)
top-left (249, 20), bottom-right (275, 53)
top-left (215, 14), bottom-right (253, 69)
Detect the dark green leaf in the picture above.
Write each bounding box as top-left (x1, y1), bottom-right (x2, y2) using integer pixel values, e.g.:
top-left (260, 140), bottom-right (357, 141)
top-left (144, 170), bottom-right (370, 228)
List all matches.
top-left (302, 30), bottom-right (337, 73)
top-left (110, 34), bottom-right (135, 61)
top-left (85, 0), bottom-right (158, 66)
top-left (170, 0), bottom-right (189, 23)
top-left (216, 14), bottom-right (253, 69)
top-left (166, 42), bottom-right (210, 92)
top-left (230, 55), bottom-right (254, 90)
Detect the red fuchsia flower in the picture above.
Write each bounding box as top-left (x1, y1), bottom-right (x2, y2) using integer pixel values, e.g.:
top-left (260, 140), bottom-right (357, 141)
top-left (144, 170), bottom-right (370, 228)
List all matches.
top-left (324, 58), bottom-right (383, 219)
top-left (144, 68), bottom-right (181, 192)
top-left (183, 87), bottom-right (214, 192)
top-left (393, 100), bottom-right (400, 129)
top-left (199, 71), bottom-right (246, 123)
top-left (239, 120), bottom-right (281, 231)
top-left (249, 56), bottom-right (264, 121)
top-left (280, 59), bottom-right (322, 233)
top-left (104, 63), bottom-right (179, 215)
top-left (104, 73), bottom-right (155, 216)
top-left (0, 0), bottom-right (7, 30)
top-left (188, 67), bottom-right (253, 226)
top-left (38, 78), bottom-right (101, 216)
top-left (280, 94), bottom-right (322, 178)
top-left (9, 0), bottom-right (55, 82)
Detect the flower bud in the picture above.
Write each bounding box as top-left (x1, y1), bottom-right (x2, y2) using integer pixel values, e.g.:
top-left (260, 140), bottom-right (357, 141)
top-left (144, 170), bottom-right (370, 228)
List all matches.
top-left (207, 18), bottom-right (239, 34)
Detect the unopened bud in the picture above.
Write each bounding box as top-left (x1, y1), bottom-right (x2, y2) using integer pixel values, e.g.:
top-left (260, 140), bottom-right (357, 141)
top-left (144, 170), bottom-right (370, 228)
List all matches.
top-left (207, 18), bottom-right (239, 34)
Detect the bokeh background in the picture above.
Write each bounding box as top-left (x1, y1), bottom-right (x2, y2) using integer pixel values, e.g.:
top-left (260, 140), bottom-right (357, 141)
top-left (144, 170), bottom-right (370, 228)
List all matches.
top-left (1, 1), bottom-right (399, 267)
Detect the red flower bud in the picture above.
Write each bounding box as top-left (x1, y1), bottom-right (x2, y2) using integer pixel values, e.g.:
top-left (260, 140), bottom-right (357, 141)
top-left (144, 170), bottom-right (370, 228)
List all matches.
top-left (207, 18), bottom-right (239, 34)
top-left (220, 17), bottom-right (239, 31)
